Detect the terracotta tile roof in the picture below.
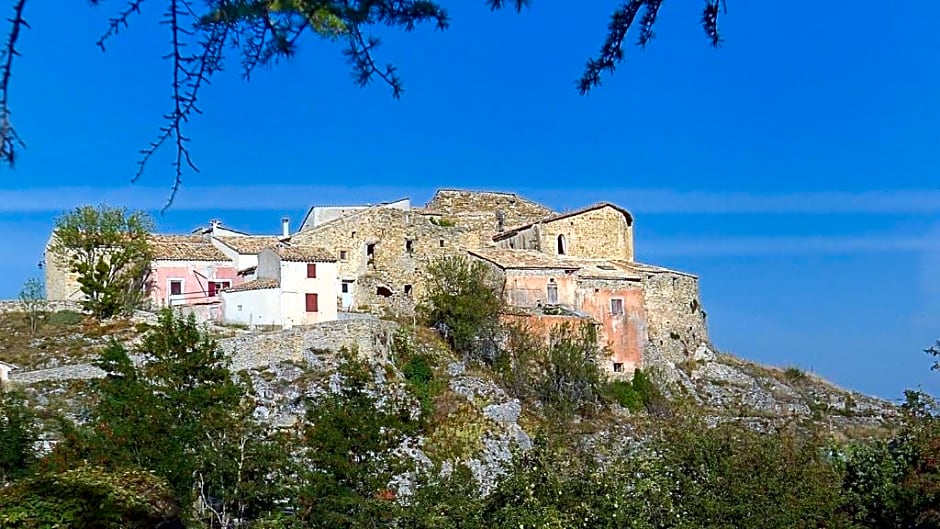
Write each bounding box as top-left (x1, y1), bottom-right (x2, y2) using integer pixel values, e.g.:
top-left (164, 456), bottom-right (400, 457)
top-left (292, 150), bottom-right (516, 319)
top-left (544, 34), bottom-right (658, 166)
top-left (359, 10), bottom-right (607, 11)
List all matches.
top-left (214, 236), bottom-right (283, 255)
top-left (223, 278), bottom-right (279, 293)
top-left (271, 244), bottom-right (336, 262)
top-left (149, 235), bottom-right (229, 261)
top-left (468, 248), bottom-right (580, 270)
top-left (469, 249), bottom-right (640, 280)
top-left (493, 202), bottom-right (633, 241)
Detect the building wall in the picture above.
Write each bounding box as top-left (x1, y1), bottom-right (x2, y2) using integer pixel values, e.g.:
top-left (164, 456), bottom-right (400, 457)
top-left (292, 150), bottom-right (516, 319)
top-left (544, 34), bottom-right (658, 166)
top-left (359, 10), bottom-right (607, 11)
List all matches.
top-left (502, 269), bottom-right (578, 308)
top-left (43, 243), bottom-right (83, 301)
top-left (277, 260), bottom-right (338, 325)
top-left (640, 270), bottom-right (708, 365)
top-left (257, 250), bottom-right (282, 281)
top-left (221, 288), bottom-right (281, 327)
top-left (575, 278), bottom-right (646, 375)
top-left (538, 206), bottom-right (633, 261)
top-left (290, 207), bottom-right (477, 313)
top-left (211, 239), bottom-right (260, 272)
top-left (149, 260), bottom-right (240, 308)
top-left (426, 190), bottom-right (554, 226)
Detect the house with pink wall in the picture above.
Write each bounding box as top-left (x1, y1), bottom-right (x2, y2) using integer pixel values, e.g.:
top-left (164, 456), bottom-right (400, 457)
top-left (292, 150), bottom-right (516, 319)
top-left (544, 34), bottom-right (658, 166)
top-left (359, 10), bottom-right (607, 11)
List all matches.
top-left (147, 235), bottom-right (242, 316)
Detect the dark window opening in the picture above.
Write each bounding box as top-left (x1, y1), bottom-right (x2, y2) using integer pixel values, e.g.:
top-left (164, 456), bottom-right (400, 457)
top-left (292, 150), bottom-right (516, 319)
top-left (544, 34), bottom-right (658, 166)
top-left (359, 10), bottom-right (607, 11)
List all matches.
top-left (613, 362), bottom-right (624, 373)
top-left (341, 282), bottom-right (350, 293)
top-left (351, 231), bottom-right (357, 238)
top-left (305, 293), bottom-right (319, 312)
top-left (439, 239), bottom-right (445, 248)
top-left (306, 263), bottom-right (317, 278)
top-left (546, 280), bottom-right (558, 305)
top-left (610, 298), bottom-right (624, 315)
top-left (404, 284), bottom-right (413, 296)
top-left (376, 286), bottom-right (393, 298)
top-left (690, 299), bottom-right (699, 313)
top-left (170, 280), bottom-right (182, 296)
top-left (339, 250), bottom-right (348, 261)
top-left (557, 234), bottom-right (567, 255)
top-left (367, 243), bottom-right (376, 256)
top-left (405, 239), bottom-right (414, 254)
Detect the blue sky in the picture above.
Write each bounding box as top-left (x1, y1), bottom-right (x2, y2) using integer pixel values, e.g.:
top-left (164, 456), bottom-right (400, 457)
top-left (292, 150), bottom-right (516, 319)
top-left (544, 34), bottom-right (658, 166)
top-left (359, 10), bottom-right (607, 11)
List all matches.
top-left (0, 1), bottom-right (938, 399)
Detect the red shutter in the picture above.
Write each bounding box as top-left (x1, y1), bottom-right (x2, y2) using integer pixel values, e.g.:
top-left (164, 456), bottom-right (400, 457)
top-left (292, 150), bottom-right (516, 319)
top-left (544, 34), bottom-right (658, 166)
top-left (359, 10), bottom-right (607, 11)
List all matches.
top-left (208, 282), bottom-right (217, 297)
top-left (307, 263), bottom-right (317, 278)
top-left (305, 293), bottom-right (318, 312)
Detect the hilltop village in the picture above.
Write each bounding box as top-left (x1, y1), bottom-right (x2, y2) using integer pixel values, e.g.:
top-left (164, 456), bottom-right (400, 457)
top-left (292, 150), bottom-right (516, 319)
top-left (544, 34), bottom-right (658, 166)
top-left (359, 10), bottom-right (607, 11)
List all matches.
top-left (43, 189), bottom-right (709, 376)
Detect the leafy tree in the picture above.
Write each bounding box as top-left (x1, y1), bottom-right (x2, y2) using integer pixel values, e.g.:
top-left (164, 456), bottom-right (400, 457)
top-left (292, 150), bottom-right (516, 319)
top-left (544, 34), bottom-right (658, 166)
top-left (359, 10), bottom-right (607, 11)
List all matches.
top-left (657, 414), bottom-right (848, 529)
top-left (0, 467), bottom-right (182, 529)
top-left (50, 204), bottom-right (154, 319)
top-left (0, 2), bottom-right (726, 202)
top-left (421, 255), bottom-right (503, 364)
top-left (16, 277), bottom-right (45, 335)
top-left (293, 353), bottom-right (418, 527)
top-left (0, 389), bottom-right (37, 483)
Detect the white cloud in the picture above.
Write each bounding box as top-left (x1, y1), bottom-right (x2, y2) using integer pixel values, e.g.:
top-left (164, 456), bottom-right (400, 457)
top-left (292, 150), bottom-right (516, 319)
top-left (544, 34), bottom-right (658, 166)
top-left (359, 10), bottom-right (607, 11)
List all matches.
top-left (3, 185), bottom-right (940, 215)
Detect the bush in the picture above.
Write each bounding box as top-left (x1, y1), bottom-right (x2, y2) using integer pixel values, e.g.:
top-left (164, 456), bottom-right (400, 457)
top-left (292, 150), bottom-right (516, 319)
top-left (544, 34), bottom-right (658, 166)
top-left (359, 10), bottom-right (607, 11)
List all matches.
top-left (603, 369), bottom-right (662, 412)
top-left (46, 310), bottom-right (83, 327)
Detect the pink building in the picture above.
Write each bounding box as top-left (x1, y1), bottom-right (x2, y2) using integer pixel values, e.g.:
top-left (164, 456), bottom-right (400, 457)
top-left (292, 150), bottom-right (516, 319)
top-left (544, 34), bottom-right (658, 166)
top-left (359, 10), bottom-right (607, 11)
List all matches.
top-left (147, 235), bottom-right (242, 315)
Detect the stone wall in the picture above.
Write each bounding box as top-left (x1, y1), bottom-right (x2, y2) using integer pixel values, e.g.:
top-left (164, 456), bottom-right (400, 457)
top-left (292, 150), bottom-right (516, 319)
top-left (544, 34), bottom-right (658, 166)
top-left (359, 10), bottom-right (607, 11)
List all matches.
top-left (0, 300), bottom-right (84, 314)
top-left (636, 268), bottom-right (709, 366)
top-left (43, 244), bottom-right (84, 302)
top-left (495, 205), bottom-right (634, 261)
top-left (291, 206), bottom-right (482, 314)
top-left (425, 189), bottom-right (555, 229)
top-left (221, 318), bottom-right (399, 372)
top-left (9, 319), bottom-right (400, 384)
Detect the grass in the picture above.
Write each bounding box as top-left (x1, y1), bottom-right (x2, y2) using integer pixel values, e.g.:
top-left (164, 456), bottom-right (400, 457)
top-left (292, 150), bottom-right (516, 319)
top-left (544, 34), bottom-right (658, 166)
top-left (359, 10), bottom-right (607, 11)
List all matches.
top-left (0, 311), bottom-right (143, 369)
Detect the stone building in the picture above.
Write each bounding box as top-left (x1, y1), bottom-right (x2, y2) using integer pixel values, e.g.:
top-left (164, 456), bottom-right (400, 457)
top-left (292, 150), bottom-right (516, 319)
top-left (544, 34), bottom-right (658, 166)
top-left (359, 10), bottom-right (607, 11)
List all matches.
top-left (289, 189), bottom-right (554, 314)
top-left (289, 188), bottom-right (708, 371)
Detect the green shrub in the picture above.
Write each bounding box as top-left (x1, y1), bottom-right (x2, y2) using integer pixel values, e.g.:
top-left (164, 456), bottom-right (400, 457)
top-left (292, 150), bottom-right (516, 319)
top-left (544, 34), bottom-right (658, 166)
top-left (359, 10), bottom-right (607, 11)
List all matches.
top-left (784, 366), bottom-right (807, 382)
top-left (46, 310), bottom-right (84, 327)
top-left (605, 380), bottom-right (642, 411)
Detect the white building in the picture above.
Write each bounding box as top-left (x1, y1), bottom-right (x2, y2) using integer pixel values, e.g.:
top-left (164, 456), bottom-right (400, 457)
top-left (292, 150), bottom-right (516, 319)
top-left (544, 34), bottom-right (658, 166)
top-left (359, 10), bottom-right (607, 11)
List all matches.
top-left (220, 244), bottom-right (337, 328)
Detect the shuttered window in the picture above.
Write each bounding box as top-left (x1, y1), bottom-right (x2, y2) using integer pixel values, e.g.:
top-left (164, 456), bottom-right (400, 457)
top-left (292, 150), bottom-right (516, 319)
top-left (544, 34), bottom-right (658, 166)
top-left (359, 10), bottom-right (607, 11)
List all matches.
top-left (305, 293), bottom-right (319, 313)
top-left (307, 263), bottom-right (317, 278)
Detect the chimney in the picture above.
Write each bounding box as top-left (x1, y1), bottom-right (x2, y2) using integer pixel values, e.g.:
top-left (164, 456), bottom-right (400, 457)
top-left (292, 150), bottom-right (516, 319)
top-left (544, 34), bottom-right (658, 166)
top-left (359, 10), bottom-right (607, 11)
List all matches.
top-left (209, 219), bottom-right (221, 232)
top-left (280, 217), bottom-right (290, 240)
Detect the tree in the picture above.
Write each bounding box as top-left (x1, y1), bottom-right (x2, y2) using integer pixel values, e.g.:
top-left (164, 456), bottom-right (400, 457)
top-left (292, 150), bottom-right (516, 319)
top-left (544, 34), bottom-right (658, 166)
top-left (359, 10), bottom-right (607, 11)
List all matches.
top-left (293, 353), bottom-right (418, 527)
top-left (421, 255), bottom-right (503, 364)
top-left (0, 1), bottom-right (726, 204)
top-left (16, 277), bottom-right (45, 335)
top-left (0, 467), bottom-right (182, 529)
top-left (50, 204), bottom-right (154, 319)
top-left (48, 309), bottom-right (289, 525)
top-left (0, 389), bottom-right (37, 484)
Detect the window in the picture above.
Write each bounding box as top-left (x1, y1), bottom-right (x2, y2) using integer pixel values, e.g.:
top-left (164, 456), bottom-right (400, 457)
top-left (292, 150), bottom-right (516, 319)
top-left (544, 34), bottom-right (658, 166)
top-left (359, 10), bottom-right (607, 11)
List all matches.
top-left (557, 234), bottom-right (567, 255)
top-left (341, 282), bottom-right (350, 293)
top-left (613, 362), bottom-right (624, 373)
top-left (610, 298), bottom-right (624, 315)
top-left (307, 263), bottom-right (317, 278)
top-left (405, 239), bottom-right (414, 254)
top-left (305, 293), bottom-right (319, 312)
top-left (169, 280), bottom-right (182, 296)
top-left (439, 239), bottom-right (445, 248)
top-left (546, 280), bottom-right (558, 305)
top-left (339, 250), bottom-right (348, 261)
top-left (404, 284), bottom-right (413, 296)
top-left (376, 286), bottom-right (393, 298)
top-left (208, 280), bottom-right (231, 297)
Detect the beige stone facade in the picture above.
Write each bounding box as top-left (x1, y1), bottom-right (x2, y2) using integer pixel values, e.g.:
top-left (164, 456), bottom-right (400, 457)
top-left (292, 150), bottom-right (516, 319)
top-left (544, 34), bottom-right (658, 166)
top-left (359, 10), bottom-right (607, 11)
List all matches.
top-left (494, 203), bottom-right (634, 261)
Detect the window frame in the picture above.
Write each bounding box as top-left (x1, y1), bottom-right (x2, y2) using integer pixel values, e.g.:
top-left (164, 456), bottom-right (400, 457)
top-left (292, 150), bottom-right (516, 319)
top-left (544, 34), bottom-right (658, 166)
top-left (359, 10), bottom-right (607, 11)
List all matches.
top-left (305, 293), bottom-right (319, 313)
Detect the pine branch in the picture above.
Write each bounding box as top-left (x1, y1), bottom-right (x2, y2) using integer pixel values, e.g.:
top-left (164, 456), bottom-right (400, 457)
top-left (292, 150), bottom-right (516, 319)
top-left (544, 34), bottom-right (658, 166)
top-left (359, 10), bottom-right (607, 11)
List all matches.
top-left (95, 0), bottom-right (148, 51)
top-left (0, 0), bottom-right (28, 168)
top-left (578, 0), bottom-right (644, 95)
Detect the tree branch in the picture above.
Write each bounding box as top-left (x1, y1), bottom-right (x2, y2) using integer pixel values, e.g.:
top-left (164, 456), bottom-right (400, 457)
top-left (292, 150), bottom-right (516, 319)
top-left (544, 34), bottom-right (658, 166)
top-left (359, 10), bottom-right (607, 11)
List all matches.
top-left (0, 0), bottom-right (28, 168)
